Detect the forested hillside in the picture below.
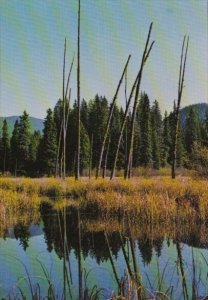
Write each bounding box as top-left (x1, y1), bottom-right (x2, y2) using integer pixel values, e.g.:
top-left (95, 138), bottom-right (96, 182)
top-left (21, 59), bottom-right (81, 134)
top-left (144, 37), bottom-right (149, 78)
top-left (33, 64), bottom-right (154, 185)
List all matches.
top-left (0, 116), bottom-right (43, 136)
top-left (0, 97), bottom-right (207, 177)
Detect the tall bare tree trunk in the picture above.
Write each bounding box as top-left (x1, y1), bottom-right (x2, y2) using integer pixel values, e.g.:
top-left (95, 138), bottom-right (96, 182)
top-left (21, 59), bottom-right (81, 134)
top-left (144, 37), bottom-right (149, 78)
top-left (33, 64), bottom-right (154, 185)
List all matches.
top-left (56, 56), bottom-right (74, 178)
top-left (63, 38), bottom-right (66, 179)
top-left (125, 23), bottom-right (154, 179)
top-left (172, 36), bottom-right (189, 179)
top-left (111, 23), bottom-right (154, 180)
top-left (96, 55), bottom-right (131, 178)
top-left (76, 0), bottom-right (81, 180)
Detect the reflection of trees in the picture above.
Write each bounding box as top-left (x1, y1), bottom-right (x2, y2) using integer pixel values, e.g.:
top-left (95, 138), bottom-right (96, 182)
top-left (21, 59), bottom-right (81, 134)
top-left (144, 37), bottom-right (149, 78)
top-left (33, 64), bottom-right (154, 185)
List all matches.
top-left (41, 205), bottom-right (123, 263)
top-left (40, 204), bottom-right (208, 265)
top-left (14, 223), bottom-right (30, 251)
top-left (9, 203), bottom-right (208, 261)
top-left (153, 237), bottom-right (163, 257)
top-left (138, 236), bottom-right (153, 265)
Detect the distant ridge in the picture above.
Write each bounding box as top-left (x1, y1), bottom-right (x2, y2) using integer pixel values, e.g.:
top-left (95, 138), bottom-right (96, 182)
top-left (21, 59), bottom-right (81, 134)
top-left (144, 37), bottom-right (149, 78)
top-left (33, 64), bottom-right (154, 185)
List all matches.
top-left (0, 116), bottom-right (44, 136)
top-left (0, 102), bottom-right (207, 136)
top-left (180, 102), bottom-right (208, 128)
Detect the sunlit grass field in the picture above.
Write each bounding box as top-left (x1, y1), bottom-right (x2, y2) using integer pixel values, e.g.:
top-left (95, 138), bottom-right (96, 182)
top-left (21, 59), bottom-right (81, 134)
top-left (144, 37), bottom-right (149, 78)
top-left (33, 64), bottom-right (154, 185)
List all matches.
top-left (0, 175), bottom-right (207, 228)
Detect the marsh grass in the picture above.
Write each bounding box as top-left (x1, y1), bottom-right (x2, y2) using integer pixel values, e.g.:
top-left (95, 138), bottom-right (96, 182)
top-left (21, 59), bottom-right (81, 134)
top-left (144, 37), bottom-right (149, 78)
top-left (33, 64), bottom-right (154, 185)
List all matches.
top-left (0, 176), bottom-right (207, 226)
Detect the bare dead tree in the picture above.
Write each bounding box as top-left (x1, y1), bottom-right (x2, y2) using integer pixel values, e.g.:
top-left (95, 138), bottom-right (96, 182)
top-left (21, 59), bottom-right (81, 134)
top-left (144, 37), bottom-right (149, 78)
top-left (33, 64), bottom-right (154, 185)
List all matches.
top-left (111, 23), bottom-right (154, 179)
top-left (125, 23), bottom-right (154, 179)
top-left (172, 36), bottom-right (189, 179)
top-left (63, 38), bottom-right (66, 180)
top-left (55, 54), bottom-right (74, 178)
top-left (96, 55), bottom-right (131, 178)
top-left (75, 0), bottom-right (81, 180)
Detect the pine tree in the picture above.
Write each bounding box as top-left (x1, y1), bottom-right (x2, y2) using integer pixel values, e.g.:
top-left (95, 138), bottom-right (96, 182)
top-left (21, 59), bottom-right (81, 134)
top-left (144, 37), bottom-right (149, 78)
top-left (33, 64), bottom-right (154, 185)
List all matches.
top-left (0, 119), bottom-right (10, 173)
top-left (200, 108), bottom-right (208, 147)
top-left (39, 109), bottom-right (57, 176)
top-left (80, 123), bottom-right (90, 175)
top-left (184, 107), bottom-right (200, 153)
top-left (138, 93), bottom-right (152, 167)
top-left (176, 122), bottom-right (186, 167)
top-left (66, 102), bottom-right (77, 174)
top-left (18, 111), bottom-right (31, 173)
top-left (151, 100), bottom-right (162, 169)
top-left (88, 95), bottom-right (108, 169)
top-left (132, 108), bottom-right (140, 168)
top-left (10, 120), bottom-right (20, 175)
top-left (169, 110), bottom-right (185, 167)
top-left (107, 104), bottom-right (124, 170)
top-left (161, 111), bottom-right (171, 167)
top-left (29, 130), bottom-right (41, 176)
top-left (80, 99), bottom-right (89, 133)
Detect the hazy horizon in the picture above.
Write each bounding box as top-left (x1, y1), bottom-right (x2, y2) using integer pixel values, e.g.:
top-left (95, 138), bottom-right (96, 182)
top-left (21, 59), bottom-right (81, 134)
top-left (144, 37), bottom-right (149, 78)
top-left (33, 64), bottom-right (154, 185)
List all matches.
top-left (1, 0), bottom-right (207, 119)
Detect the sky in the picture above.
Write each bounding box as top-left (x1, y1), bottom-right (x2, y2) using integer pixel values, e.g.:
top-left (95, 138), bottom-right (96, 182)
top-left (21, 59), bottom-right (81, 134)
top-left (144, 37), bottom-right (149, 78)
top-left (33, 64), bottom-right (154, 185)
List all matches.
top-left (0, 0), bottom-right (207, 119)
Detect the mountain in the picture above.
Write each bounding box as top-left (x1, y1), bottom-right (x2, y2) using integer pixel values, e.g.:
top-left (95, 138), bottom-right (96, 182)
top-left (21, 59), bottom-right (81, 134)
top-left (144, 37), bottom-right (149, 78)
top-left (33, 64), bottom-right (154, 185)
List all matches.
top-left (180, 102), bottom-right (208, 128)
top-left (0, 116), bottom-right (44, 136)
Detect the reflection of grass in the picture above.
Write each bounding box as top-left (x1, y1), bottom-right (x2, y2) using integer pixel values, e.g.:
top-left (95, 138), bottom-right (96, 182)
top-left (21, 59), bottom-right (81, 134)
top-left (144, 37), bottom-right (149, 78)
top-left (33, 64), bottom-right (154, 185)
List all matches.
top-left (0, 189), bottom-right (41, 236)
top-left (0, 176), bottom-right (207, 224)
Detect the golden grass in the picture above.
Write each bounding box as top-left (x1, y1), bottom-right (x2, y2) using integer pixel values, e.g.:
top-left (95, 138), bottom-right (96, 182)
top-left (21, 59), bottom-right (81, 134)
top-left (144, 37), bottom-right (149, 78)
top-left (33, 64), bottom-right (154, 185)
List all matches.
top-left (0, 188), bottom-right (41, 236)
top-left (0, 176), bottom-right (207, 227)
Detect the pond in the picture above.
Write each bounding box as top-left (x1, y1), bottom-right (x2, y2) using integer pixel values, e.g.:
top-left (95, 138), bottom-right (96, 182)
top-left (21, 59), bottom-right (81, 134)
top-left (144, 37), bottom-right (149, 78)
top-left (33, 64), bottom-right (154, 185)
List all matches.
top-left (0, 204), bottom-right (207, 299)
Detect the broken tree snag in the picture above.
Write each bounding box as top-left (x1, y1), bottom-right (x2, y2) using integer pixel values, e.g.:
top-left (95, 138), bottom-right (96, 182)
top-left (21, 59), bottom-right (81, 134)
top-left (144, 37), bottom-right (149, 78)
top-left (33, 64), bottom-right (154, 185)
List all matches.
top-left (110, 22), bottom-right (154, 180)
top-left (172, 35), bottom-right (189, 179)
top-left (76, 0), bottom-right (81, 180)
top-left (96, 55), bottom-right (131, 179)
top-left (125, 22), bottom-right (154, 179)
top-left (63, 38), bottom-right (66, 179)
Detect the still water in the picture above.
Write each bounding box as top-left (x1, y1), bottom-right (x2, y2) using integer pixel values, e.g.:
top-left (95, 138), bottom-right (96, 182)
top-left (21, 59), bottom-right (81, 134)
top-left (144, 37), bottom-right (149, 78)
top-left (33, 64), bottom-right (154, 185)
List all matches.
top-left (0, 205), bottom-right (207, 299)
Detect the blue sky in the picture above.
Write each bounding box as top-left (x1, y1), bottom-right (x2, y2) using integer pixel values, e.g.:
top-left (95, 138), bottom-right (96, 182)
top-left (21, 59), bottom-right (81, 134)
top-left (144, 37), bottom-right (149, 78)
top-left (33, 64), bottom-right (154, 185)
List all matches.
top-left (0, 0), bottom-right (207, 118)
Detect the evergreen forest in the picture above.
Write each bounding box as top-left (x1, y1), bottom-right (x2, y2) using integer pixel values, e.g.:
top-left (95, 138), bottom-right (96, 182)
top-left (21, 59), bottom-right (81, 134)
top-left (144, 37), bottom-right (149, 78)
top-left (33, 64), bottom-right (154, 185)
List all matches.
top-left (0, 96), bottom-right (207, 177)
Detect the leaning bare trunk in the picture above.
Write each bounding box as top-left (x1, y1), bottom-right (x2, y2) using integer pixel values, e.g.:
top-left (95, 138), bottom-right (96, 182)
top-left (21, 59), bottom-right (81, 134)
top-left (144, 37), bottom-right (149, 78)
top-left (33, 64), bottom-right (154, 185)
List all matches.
top-left (172, 36), bottom-right (189, 179)
top-left (76, 0), bottom-right (81, 180)
top-left (63, 38), bottom-right (66, 179)
top-left (125, 23), bottom-right (154, 179)
top-left (96, 55), bottom-right (131, 178)
top-left (111, 23), bottom-right (154, 180)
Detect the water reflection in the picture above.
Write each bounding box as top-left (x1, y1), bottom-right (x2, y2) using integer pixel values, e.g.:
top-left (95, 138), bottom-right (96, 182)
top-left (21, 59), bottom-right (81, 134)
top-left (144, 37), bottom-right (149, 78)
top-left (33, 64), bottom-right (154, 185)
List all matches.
top-left (1, 203), bottom-right (208, 299)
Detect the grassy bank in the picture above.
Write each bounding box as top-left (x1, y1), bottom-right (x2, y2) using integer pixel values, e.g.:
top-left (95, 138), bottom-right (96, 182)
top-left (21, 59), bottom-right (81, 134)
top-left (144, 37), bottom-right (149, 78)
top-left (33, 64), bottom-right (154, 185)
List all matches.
top-left (0, 176), bottom-right (207, 224)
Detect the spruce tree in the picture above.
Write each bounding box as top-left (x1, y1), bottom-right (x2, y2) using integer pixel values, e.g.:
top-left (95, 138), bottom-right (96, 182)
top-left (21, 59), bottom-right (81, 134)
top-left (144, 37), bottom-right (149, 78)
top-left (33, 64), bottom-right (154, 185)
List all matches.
top-left (161, 111), bottom-right (171, 167)
top-left (29, 130), bottom-right (41, 176)
top-left (132, 107), bottom-right (140, 168)
top-left (80, 99), bottom-right (89, 133)
top-left (88, 95), bottom-right (108, 169)
top-left (66, 102), bottom-right (77, 174)
top-left (108, 104), bottom-right (124, 170)
top-left (176, 122), bottom-right (185, 167)
top-left (39, 109), bottom-right (57, 176)
top-left (169, 110), bottom-right (185, 167)
top-left (200, 108), bottom-right (208, 146)
top-left (80, 123), bottom-right (90, 175)
top-left (17, 111), bottom-right (31, 173)
top-left (10, 120), bottom-right (20, 175)
top-left (184, 107), bottom-right (200, 153)
top-left (138, 93), bottom-right (152, 167)
top-left (151, 100), bottom-right (162, 169)
top-left (0, 119), bottom-right (10, 173)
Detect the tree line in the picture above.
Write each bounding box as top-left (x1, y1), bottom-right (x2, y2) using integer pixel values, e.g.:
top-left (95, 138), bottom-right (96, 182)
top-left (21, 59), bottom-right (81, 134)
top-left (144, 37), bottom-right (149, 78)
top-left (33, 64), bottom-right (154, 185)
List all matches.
top-left (0, 94), bottom-right (207, 177)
